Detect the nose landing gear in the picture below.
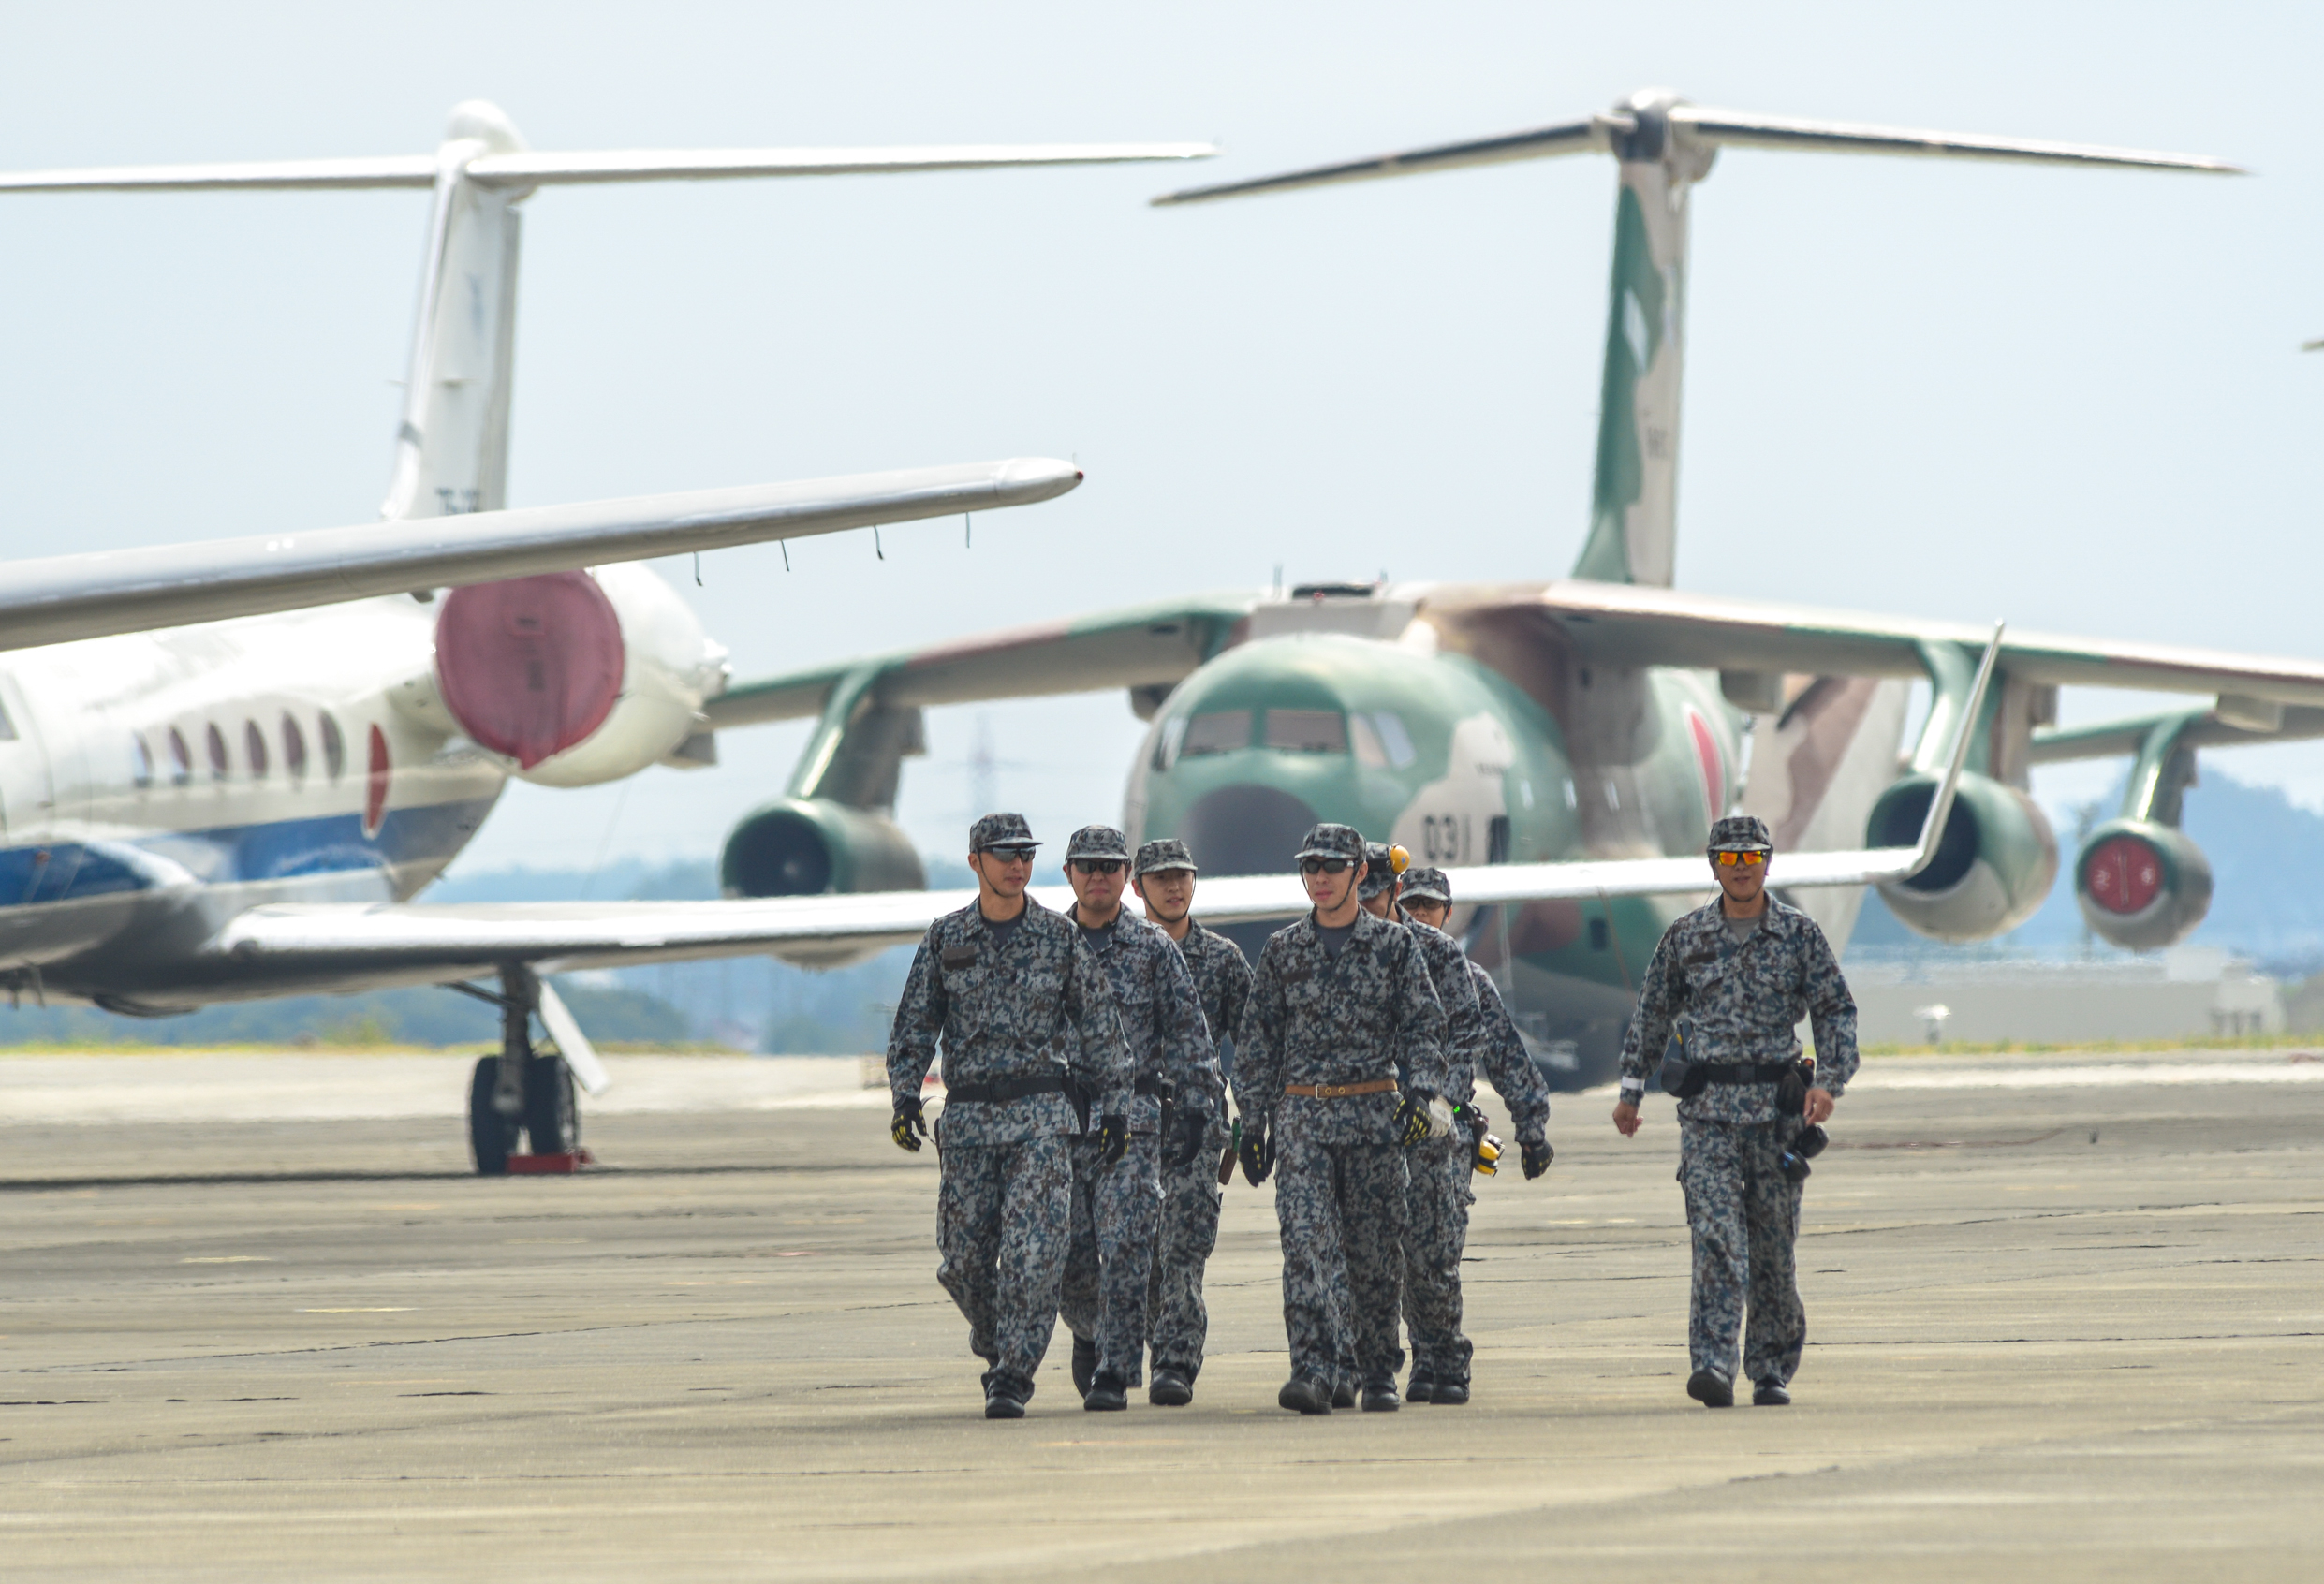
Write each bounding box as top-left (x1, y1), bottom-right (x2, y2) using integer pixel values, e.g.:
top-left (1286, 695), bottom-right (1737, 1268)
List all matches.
top-left (466, 963), bottom-right (581, 1175)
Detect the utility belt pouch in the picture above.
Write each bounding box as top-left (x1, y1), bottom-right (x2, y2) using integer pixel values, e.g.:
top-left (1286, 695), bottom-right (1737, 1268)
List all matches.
top-left (1660, 1050), bottom-right (1708, 1100)
top-left (1775, 1061), bottom-right (1809, 1116)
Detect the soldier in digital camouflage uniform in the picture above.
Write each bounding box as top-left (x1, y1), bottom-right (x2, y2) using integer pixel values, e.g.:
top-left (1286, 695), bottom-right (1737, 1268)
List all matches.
top-left (1130, 836), bottom-right (1253, 1405)
top-left (888, 813), bottom-right (1134, 1420)
top-left (1396, 865), bottom-right (1558, 1404)
top-left (1352, 844), bottom-right (1489, 1405)
top-left (1611, 814), bottom-right (1858, 1409)
top-left (1054, 826), bottom-right (1222, 1413)
top-left (1235, 823), bottom-right (1450, 1415)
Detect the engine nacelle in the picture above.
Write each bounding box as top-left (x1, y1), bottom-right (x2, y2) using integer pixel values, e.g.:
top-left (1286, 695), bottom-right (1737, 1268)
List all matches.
top-left (434, 563), bottom-right (727, 788)
top-left (722, 798), bottom-right (926, 899)
top-left (1865, 770), bottom-right (2058, 942)
top-left (2074, 817), bottom-right (2213, 951)
top-left (722, 799), bottom-right (927, 969)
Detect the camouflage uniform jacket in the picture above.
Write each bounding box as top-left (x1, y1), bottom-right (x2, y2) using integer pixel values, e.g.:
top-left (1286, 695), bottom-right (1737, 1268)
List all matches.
top-left (1234, 908), bottom-right (1450, 1146)
top-left (1466, 961), bottom-right (1552, 1144)
top-left (1396, 905), bottom-right (1485, 1093)
top-left (1066, 906), bottom-right (1223, 1134)
top-left (1177, 919), bottom-right (1254, 1079)
top-left (1617, 896), bottom-right (1860, 1124)
top-left (887, 897), bottom-right (1133, 1146)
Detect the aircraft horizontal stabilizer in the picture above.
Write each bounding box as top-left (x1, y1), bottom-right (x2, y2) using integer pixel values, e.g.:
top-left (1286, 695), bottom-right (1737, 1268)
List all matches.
top-left (1664, 106), bottom-right (2242, 173)
top-left (1152, 95), bottom-right (2236, 206)
top-left (1152, 120), bottom-right (1602, 206)
top-left (0, 457), bottom-right (1079, 653)
top-left (0, 144), bottom-right (1214, 195)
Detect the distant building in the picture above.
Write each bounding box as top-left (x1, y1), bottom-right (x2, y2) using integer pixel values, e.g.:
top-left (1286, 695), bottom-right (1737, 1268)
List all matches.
top-left (1847, 947), bottom-right (2283, 1047)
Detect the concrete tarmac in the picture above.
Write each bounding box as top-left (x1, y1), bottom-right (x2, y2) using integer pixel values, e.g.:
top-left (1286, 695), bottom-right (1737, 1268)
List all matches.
top-left (1, 1049), bottom-right (2317, 1581)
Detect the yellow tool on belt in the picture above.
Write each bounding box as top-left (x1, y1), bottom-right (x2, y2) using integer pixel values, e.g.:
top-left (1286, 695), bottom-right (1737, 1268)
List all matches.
top-left (1473, 1132), bottom-right (1504, 1176)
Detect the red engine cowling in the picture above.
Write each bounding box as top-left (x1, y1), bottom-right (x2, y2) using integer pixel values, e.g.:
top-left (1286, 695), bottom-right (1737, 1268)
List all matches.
top-left (432, 565), bottom-right (726, 787)
top-left (434, 572), bottom-right (625, 770)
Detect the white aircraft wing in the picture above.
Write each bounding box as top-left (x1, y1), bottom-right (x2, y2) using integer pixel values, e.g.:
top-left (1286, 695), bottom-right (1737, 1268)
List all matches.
top-left (0, 458), bottom-right (1077, 653)
top-left (209, 631), bottom-right (1993, 990)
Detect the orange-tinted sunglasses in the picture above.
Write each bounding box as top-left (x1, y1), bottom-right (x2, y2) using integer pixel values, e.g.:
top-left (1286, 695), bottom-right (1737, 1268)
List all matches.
top-left (1714, 850), bottom-right (1768, 867)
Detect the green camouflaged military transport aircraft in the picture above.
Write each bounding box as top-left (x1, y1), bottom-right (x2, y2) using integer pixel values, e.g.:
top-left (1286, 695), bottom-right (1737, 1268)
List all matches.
top-left (701, 92), bottom-right (2324, 1087)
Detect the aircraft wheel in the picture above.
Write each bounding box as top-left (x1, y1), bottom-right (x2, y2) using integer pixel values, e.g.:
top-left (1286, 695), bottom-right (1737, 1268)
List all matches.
top-left (469, 1055), bottom-right (519, 1175)
top-left (524, 1054), bottom-right (579, 1156)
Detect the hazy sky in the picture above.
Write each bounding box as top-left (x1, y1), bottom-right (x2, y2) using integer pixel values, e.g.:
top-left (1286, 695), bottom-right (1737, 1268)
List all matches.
top-left (4, 2), bottom-right (2318, 877)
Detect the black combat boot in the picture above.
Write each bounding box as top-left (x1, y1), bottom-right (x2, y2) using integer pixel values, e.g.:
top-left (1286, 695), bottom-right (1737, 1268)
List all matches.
top-left (1360, 1374), bottom-right (1401, 1412)
top-left (1753, 1378), bottom-right (1790, 1406)
top-left (1083, 1371), bottom-right (1128, 1412)
top-left (1149, 1368), bottom-right (1194, 1406)
top-left (1406, 1370), bottom-right (1436, 1403)
top-left (1431, 1376), bottom-right (1470, 1405)
top-left (1070, 1334), bottom-right (1096, 1400)
top-left (1686, 1368), bottom-right (1735, 1408)
top-left (984, 1372), bottom-right (1031, 1419)
top-left (1278, 1372), bottom-right (1333, 1415)
top-left (1331, 1378), bottom-right (1357, 1410)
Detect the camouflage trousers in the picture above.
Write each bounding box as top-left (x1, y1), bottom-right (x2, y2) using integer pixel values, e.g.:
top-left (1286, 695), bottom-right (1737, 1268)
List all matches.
top-left (1145, 1150), bottom-right (1223, 1379)
top-left (1678, 1117), bottom-right (1805, 1386)
top-left (1275, 1131), bottom-right (1408, 1386)
top-left (935, 1134), bottom-right (1073, 1397)
top-left (1060, 1131), bottom-right (1162, 1385)
top-left (1402, 1132), bottom-right (1477, 1381)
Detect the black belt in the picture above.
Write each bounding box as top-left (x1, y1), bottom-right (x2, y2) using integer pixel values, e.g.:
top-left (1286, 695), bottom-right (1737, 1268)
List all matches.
top-left (945, 1074), bottom-right (1068, 1104)
top-left (1133, 1075), bottom-right (1173, 1099)
top-left (1694, 1062), bottom-right (1799, 1085)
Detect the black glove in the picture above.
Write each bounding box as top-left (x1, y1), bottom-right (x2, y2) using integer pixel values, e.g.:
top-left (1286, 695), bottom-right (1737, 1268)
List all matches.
top-left (891, 1095), bottom-right (928, 1153)
top-left (1521, 1137), bottom-right (1553, 1180)
top-left (1238, 1111), bottom-right (1273, 1186)
top-left (1094, 1113), bottom-right (1130, 1167)
top-left (1162, 1101), bottom-right (1211, 1170)
top-left (1393, 1088), bottom-right (1437, 1149)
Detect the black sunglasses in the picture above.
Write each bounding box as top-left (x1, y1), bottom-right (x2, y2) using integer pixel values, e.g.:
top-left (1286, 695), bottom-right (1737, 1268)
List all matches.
top-left (1299, 858), bottom-right (1355, 876)
top-left (1071, 858), bottom-right (1126, 876)
top-left (980, 844), bottom-right (1038, 863)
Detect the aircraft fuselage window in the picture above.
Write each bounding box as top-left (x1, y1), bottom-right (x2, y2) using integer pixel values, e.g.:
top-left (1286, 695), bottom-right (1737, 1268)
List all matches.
top-left (1264, 709), bottom-right (1346, 754)
top-left (1152, 715), bottom-right (1188, 772)
top-left (319, 712), bottom-right (346, 781)
top-left (1348, 710), bottom-right (1415, 769)
top-left (205, 723), bottom-right (228, 781)
top-left (131, 734), bottom-right (154, 789)
top-left (168, 727), bottom-right (192, 786)
top-left (1373, 711), bottom-right (1416, 768)
top-left (1181, 711), bottom-right (1254, 757)
top-left (244, 721), bottom-right (269, 779)
top-left (282, 714), bottom-right (307, 783)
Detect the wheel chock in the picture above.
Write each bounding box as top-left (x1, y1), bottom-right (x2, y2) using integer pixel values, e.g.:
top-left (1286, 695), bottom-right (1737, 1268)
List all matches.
top-left (506, 1148), bottom-right (597, 1175)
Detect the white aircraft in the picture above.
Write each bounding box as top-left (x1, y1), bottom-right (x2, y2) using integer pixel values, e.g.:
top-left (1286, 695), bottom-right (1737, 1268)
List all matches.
top-left (0, 103), bottom-right (1209, 1165)
top-left (0, 99), bottom-right (2006, 1175)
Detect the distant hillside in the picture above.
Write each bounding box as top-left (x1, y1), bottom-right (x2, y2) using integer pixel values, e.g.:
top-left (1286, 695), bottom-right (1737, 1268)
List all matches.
top-left (1849, 768), bottom-right (2324, 973)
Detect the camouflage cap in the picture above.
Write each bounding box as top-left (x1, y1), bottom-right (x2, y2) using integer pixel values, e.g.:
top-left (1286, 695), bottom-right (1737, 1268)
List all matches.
top-left (1400, 865), bottom-right (1450, 903)
top-left (1358, 841), bottom-right (1403, 899)
top-left (1133, 837), bottom-right (1198, 878)
top-left (969, 812), bottom-right (1038, 852)
top-left (1065, 824), bottom-right (1131, 863)
top-left (1706, 814), bottom-right (1774, 854)
top-left (1293, 822), bottom-right (1365, 863)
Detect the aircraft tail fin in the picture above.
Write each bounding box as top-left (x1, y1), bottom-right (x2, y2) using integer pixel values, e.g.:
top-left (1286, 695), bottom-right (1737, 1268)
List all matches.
top-left (1149, 92), bottom-right (2232, 592)
top-left (1, 110), bottom-right (1214, 523)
